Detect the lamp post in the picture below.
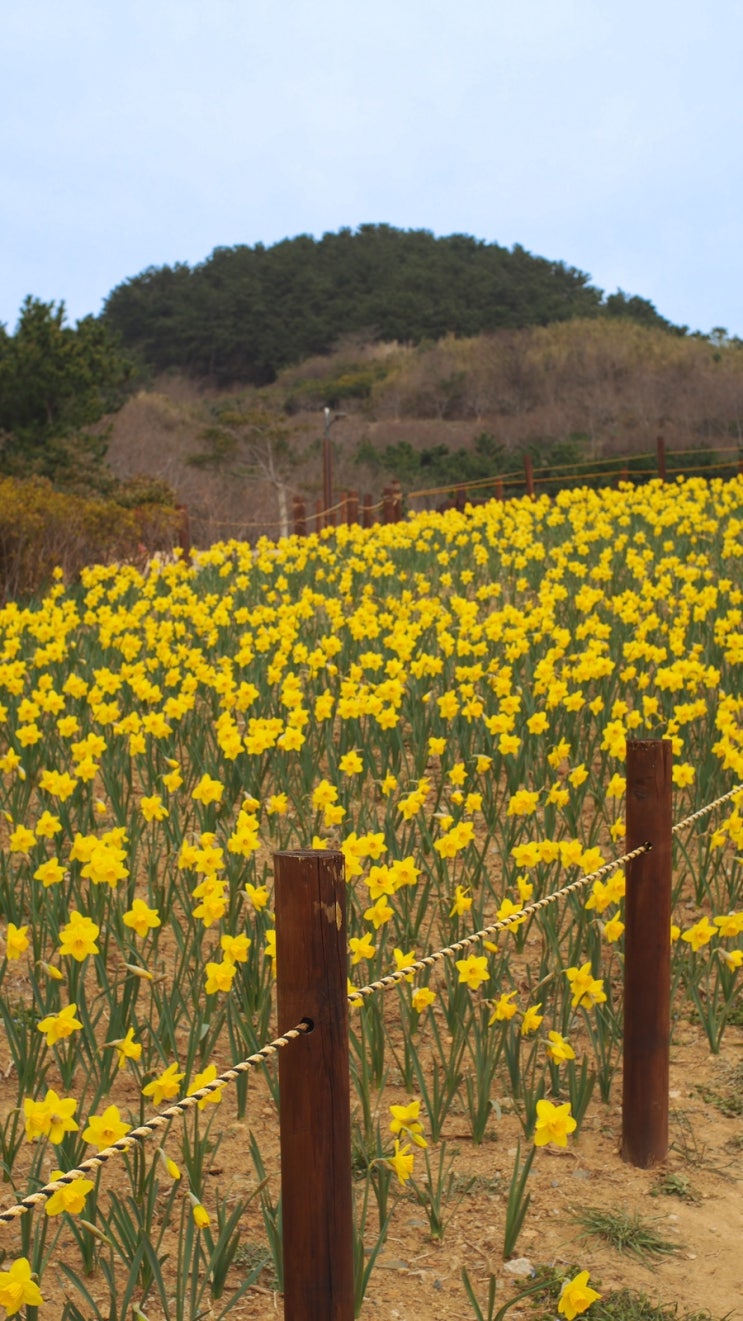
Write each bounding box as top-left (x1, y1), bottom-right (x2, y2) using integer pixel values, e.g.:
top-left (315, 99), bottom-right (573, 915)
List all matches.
top-left (322, 408), bottom-right (347, 526)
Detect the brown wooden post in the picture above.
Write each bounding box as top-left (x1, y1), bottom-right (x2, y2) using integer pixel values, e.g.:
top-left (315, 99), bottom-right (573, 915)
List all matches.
top-left (391, 480), bottom-right (403, 521)
top-left (523, 452), bottom-right (535, 498)
top-left (292, 496), bottom-right (307, 537)
top-left (275, 850), bottom-right (354, 1321)
top-left (622, 739), bottom-right (673, 1168)
top-left (738, 452), bottom-right (743, 476)
top-left (382, 485), bottom-right (394, 523)
top-left (657, 435), bottom-right (666, 482)
top-left (346, 490), bottom-right (359, 526)
top-left (495, 477), bottom-right (504, 501)
top-left (176, 504), bottom-right (191, 556)
top-left (362, 494), bottom-right (373, 528)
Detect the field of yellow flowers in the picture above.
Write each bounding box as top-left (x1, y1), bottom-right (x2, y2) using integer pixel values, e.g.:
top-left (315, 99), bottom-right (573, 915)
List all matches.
top-left (0, 476), bottom-right (742, 1319)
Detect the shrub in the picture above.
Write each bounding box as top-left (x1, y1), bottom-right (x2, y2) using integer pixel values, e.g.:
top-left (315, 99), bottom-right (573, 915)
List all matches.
top-left (0, 476), bottom-right (179, 600)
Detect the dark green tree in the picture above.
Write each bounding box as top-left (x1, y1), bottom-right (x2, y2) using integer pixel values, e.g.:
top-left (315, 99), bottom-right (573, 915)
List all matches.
top-left (0, 297), bottom-right (135, 489)
top-left (603, 289), bottom-right (682, 333)
top-left (104, 226), bottom-right (679, 388)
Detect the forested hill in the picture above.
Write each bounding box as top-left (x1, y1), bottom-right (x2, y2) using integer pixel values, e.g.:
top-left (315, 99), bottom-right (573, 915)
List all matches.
top-left (102, 225), bottom-right (680, 387)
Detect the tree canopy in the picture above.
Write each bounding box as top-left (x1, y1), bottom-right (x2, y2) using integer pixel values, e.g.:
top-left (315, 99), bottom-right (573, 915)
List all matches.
top-left (0, 297), bottom-right (135, 489)
top-left (103, 225), bottom-right (681, 387)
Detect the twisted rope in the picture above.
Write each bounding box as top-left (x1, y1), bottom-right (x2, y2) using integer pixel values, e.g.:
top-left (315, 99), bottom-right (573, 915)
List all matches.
top-left (347, 841), bottom-right (651, 1004)
top-left (666, 445), bottom-right (740, 459)
top-left (0, 1020), bottom-right (310, 1224)
top-left (666, 462), bottom-right (742, 477)
top-left (406, 475), bottom-right (520, 500)
top-left (194, 514), bottom-right (288, 532)
top-left (532, 468), bottom-right (636, 486)
top-left (672, 783), bottom-right (743, 833)
top-left (347, 783), bottom-right (743, 1006)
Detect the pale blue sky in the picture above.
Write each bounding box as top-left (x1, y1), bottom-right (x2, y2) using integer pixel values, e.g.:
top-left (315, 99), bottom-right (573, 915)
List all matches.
top-left (2, 0), bottom-right (741, 335)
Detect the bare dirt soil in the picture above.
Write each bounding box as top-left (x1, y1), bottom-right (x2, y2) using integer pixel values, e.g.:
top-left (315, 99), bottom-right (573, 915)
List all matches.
top-left (8, 1019), bottom-right (738, 1321)
top-left (280, 1025), bottom-right (741, 1320)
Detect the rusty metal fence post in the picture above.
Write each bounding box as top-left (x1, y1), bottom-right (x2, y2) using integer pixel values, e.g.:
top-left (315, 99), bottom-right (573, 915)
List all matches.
top-left (622, 739), bottom-right (673, 1167)
top-left (657, 435), bottom-right (666, 481)
top-left (274, 850), bottom-right (354, 1321)
top-left (292, 496), bottom-right (307, 537)
top-left (176, 504), bottom-right (191, 556)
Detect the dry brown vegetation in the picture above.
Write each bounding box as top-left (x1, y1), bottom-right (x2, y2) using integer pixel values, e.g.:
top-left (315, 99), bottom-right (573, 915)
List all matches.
top-left (105, 321), bottom-right (743, 543)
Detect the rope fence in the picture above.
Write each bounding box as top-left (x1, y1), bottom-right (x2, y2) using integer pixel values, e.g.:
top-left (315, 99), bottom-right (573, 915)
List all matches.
top-left (1, 757), bottom-right (740, 1319)
top-left (0, 1021), bottom-right (311, 1224)
top-left (404, 473), bottom-right (521, 500)
top-left (0, 847), bottom-right (653, 1225)
top-left (347, 841), bottom-right (651, 1004)
top-left (347, 780), bottom-right (743, 1006)
top-left (171, 443), bottom-right (743, 552)
top-left (197, 515), bottom-right (288, 532)
top-left (297, 443), bottom-right (743, 534)
top-left (666, 460), bottom-right (742, 476)
top-left (3, 779), bottom-right (740, 1227)
top-left (671, 781), bottom-right (743, 831)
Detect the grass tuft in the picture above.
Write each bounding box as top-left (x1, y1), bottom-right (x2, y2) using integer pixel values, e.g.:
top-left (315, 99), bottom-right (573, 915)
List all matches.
top-left (570, 1206), bottom-right (681, 1261)
top-left (589, 1291), bottom-right (731, 1321)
